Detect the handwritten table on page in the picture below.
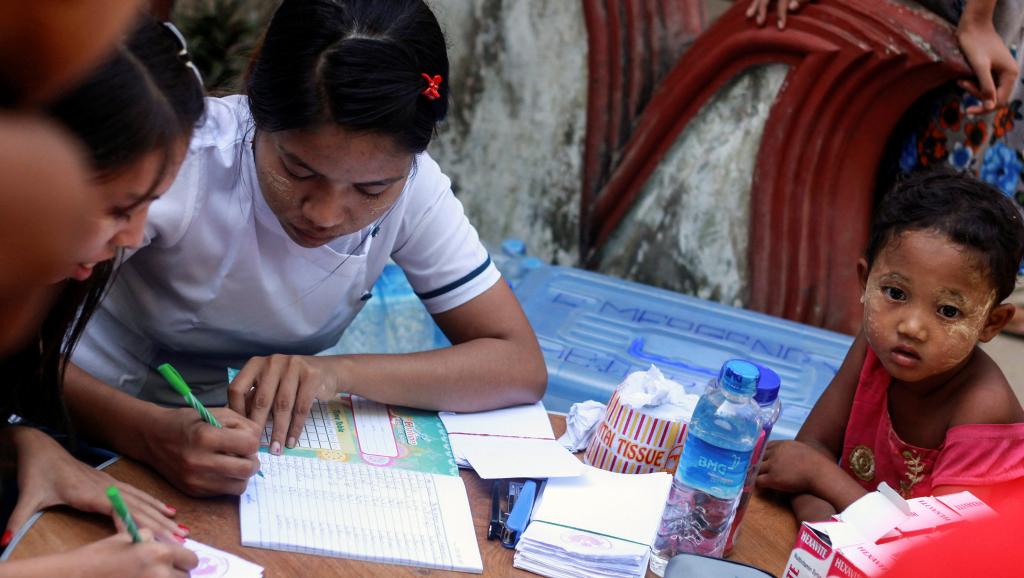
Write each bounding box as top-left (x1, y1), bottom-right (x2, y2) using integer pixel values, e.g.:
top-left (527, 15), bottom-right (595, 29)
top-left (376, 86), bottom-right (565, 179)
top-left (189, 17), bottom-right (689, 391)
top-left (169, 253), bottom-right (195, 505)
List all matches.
top-left (228, 366), bottom-right (457, 475)
top-left (269, 395), bottom-right (455, 475)
top-left (240, 453), bottom-right (483, 573)
top-left (260, 398), bottom-right (344, 451)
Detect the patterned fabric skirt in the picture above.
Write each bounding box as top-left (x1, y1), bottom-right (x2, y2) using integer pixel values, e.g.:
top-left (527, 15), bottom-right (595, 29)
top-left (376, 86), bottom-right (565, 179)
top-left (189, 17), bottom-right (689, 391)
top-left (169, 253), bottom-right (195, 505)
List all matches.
top-left (899, 88), bottom-right (1024, 207)
top-left (896, 87), bottom-right (1024, 276)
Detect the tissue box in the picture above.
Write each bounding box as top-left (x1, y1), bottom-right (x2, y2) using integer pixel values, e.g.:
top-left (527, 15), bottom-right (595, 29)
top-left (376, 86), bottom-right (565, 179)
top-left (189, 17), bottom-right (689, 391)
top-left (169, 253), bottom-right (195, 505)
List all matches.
top-left (583, 366), bottom-right (698, 475)
top-left (784, 485), bottom-right (996, 578)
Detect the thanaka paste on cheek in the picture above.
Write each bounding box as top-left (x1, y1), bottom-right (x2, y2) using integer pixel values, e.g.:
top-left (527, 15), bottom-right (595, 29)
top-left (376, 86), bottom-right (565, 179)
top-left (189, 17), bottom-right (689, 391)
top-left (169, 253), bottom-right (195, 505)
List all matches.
top-left (360, 186), bottom-right (393, 218)
top-left (861, 277), bottom-right (886, 352)
top-left (264, 168), bottom-right (294, 202)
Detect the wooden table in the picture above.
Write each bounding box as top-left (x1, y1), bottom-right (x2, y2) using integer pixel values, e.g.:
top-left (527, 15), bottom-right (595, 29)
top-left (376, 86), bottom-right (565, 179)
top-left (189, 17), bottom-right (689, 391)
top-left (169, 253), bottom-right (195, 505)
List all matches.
top-left (6, 416), bottom-right (799, 576)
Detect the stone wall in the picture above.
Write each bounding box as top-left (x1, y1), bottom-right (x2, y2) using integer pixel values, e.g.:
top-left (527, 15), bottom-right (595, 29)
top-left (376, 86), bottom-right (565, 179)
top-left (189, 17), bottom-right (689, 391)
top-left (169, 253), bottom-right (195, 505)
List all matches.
top-left (428, 0), bottom-right (785, 310)
top-left (592, 65), bottom-right (788, 307)
top-left (427, 0), bottom-right (588, 266)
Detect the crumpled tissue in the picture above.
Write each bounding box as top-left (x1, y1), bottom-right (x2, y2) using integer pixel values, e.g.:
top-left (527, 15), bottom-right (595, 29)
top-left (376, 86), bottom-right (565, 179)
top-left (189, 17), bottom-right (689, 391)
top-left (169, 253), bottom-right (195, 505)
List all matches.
top-left (616, 365), bottom-right (700, 422)
top-left (582, 365), bottom-right (701, 474)
top-left (557, 400), bottom-right (607, 452)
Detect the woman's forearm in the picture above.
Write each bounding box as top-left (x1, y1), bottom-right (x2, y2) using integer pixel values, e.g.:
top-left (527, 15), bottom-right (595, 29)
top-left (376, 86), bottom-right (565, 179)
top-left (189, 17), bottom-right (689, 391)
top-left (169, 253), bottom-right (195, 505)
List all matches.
top-left (62, 363), bottom-right (168, 459)
top-left (331, 334), bottom-right (546, 411)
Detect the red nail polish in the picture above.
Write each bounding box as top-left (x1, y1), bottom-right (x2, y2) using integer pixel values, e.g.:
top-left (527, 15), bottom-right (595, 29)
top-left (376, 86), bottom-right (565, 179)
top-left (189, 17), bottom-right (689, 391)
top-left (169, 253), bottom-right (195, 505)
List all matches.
top-left (165, 504), bottom-right (177, 514)
top-left (177, 524), bottom-right (190, 534)
top-left (175, 534), bottom-right (186, 544)
top-left (1, 530), bottom-right (12, 547)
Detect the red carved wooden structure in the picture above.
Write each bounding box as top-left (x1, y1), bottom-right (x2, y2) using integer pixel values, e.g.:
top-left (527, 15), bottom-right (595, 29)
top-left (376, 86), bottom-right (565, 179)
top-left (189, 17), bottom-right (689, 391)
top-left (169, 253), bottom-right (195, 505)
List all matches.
top-left (580, 0), bottom-right (970, 334)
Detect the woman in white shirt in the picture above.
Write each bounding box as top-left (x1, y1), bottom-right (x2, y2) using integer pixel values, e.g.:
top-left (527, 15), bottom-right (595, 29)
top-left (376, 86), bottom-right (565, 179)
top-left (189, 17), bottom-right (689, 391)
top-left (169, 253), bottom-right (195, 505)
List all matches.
top-left (64, 0), bottom-right (547, 497)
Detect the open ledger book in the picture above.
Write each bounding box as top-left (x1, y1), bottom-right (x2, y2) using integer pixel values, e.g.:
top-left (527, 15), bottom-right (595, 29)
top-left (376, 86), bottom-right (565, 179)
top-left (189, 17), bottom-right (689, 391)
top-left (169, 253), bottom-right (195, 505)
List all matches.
top-left (241, 453), bottom-right (483, 573)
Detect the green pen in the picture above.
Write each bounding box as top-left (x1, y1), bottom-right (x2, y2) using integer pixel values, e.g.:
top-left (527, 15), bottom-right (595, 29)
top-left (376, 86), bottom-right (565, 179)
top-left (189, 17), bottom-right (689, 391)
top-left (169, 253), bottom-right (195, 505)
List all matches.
top-left (107, 486), bottom-right (143, 543)
top-left (158, 363), bottom-right (222, 428)
top-left (158, 363), bottom-right (264, 478)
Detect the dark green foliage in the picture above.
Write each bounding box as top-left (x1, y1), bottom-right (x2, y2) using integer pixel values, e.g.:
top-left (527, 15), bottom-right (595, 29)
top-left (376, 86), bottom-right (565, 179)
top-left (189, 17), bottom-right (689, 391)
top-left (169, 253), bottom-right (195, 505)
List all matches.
top-left (172, 0), bottom-right (281, 95)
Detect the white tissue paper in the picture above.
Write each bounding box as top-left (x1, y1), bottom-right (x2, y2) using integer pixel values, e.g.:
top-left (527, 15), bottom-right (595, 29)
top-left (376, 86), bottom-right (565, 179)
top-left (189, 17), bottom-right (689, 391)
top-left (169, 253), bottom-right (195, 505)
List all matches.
top-left (616, 365), bottom-right (700, 422)
top-left (557, 400), bottom-right (607, 452)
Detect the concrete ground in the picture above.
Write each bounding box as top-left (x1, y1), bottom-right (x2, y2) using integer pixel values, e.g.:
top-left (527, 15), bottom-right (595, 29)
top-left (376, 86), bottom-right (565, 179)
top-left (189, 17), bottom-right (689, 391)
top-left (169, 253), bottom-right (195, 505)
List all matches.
top-left (981, 334), bottom-right (1024, 404)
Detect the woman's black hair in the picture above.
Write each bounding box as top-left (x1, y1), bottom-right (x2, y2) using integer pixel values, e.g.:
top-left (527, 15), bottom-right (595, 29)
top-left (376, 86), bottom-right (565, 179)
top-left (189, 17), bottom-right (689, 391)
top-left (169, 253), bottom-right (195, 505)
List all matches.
top-left (866, 169), bottom-right (1024, 303)
top-left (0, 15), bottom-right (205, 428)
top-left (245, 0), bottom-right (449, 154)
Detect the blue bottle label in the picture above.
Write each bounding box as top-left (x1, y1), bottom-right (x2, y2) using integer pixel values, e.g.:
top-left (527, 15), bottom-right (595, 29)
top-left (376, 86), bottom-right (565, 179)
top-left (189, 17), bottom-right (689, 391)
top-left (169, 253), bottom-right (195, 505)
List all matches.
top-left (677, 435), bottom-right (752, 499)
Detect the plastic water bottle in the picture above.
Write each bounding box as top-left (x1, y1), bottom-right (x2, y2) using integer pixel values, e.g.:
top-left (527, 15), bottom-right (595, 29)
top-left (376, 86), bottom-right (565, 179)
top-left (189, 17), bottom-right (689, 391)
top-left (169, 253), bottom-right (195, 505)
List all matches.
top-left (487, 238), bottom-right (545, 290)
top-left (723, 363), bottom-right (782, 555)
top-left (649, 360), bottom-right (761, 575)
top-left (490, 238), bottom-right (526, 286)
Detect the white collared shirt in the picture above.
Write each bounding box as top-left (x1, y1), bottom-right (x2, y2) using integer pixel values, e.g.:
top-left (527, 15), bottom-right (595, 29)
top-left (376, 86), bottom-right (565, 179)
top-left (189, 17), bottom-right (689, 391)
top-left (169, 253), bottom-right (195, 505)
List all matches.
top-left (72, 96), bottom-right (499, 406)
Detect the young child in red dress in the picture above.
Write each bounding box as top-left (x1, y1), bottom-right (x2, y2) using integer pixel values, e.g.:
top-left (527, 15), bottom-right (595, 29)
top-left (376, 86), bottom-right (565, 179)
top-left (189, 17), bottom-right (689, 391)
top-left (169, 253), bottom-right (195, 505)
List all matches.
top-left (756, 170), bottom-right (1024, 522)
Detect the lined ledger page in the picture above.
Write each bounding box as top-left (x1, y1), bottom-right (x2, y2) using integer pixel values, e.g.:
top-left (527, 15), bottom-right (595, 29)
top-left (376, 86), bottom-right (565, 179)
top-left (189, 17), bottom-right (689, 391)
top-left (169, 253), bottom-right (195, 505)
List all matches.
top-left (240, 453), bottom-right (482, 573)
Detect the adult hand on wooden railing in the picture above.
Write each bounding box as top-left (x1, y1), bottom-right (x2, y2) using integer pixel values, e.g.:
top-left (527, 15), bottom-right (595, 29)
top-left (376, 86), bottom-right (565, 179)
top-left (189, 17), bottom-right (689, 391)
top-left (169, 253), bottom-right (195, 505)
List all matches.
top-left (956, 0), bottom-right (1018, 114)
top-left (744, 0), bottom-right (814, 30)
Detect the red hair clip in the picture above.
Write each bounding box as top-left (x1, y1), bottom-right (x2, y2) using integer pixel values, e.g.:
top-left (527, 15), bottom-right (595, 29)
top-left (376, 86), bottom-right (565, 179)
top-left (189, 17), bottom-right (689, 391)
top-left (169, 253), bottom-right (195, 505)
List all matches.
top-left (421, 73), bottom-right (442, 101)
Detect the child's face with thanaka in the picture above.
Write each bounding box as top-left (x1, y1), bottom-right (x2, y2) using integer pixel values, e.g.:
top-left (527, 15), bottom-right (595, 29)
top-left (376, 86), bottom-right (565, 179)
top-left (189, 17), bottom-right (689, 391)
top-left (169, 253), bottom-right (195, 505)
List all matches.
top-left (858, 229), bottom-right (1014, 386)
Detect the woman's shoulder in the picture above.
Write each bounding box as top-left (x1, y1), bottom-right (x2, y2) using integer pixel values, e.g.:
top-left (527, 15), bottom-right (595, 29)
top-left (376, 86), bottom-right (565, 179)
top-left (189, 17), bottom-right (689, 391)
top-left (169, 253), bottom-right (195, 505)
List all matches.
top-left (408, 152), bottom-right (447, 193)
top-left (189, 95), bottom-right (253, 153)
top-left (398, 152), bottom-right (451, 217)
top-left (948, 348), bottom-right (1023, 428)
top-left (176, 95), bottom-right (254, 191)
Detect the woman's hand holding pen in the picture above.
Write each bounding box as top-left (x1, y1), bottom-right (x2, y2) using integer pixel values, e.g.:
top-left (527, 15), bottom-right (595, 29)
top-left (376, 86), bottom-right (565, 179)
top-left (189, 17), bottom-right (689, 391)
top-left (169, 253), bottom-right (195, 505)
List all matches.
top-left (3, 426), bottom-right (184, 543)
top-left (59, 531), bottom-right (197, 578)
top-left (228, 354), bottom-right (342, 455)
top-left (144, 407), bottom-right (261, 497)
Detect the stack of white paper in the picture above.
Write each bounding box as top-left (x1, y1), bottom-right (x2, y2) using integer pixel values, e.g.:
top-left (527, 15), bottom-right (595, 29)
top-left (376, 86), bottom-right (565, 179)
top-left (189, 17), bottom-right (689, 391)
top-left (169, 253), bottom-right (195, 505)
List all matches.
top-left (185, 539), bottom-right (263, 577)
top-left (439, 402), bottom-right (583, 479)
top-left (514, 465), bottom-right (672, 578)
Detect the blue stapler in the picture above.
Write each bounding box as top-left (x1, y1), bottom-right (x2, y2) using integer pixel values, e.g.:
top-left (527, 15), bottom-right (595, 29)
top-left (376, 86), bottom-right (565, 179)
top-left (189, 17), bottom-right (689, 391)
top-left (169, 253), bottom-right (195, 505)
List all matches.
top-left (498, 479), bottom-right (538, 549)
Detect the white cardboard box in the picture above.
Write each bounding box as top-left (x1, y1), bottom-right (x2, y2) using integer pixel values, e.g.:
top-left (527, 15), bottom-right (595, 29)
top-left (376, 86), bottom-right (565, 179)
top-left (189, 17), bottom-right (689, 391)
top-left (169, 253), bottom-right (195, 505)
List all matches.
top-left (783, 484), bottom-right (996, 578)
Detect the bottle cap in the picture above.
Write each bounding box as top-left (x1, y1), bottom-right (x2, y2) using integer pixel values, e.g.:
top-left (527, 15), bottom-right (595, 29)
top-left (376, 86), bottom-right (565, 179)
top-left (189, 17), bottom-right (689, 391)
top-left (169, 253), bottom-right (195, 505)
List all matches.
top-left (752, 363), bottom-right (781, 405)
top-left (520, 256), bottom-right (544, 270)
top-left (720, 359), bottom-right (760, 397)
top-left (501, 238), bottom-right (527, 257)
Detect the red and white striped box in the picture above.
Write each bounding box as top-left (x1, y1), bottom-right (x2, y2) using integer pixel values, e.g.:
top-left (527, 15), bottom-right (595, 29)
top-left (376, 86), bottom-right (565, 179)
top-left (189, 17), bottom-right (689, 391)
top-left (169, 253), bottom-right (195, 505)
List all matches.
top-left (583, 388), bottom-right (689, 475)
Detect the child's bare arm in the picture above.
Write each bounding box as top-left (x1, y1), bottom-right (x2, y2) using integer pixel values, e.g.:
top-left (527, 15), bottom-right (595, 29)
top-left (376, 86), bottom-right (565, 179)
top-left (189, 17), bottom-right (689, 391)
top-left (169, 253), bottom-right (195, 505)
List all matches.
top-left (949, 348), bottom-right (1024, 427)
top-left (757, 439), bottom-right (868, 520)
top-left (756, 332), bottom-right (869, 519)
top-left (795, 331), bottom-right (868, 459)
top-left (791, 494), bottom-right (836, 522)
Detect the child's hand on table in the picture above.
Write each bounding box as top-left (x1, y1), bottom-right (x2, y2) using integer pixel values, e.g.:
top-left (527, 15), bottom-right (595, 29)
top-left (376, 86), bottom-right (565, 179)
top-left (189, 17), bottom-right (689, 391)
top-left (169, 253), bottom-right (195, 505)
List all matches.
top-left (144, 407), bottom-right (261, 497)
top-left (755, 440), bottom-right (833, 495)
top-left (757, 440), bottom-right (869, 518)
top-left (3, 426), bottom-right (184, 543)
